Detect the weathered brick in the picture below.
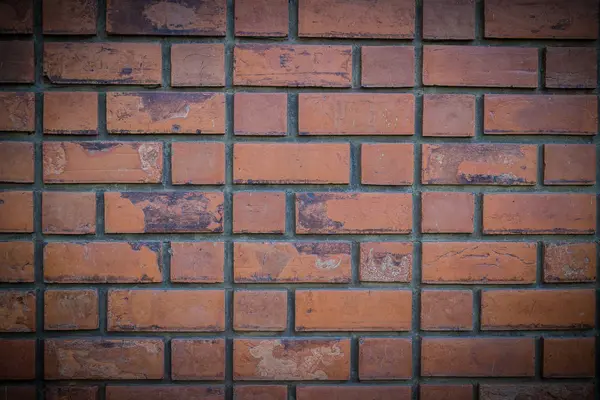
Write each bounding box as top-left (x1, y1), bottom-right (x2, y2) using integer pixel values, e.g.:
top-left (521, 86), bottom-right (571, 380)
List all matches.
top-left (421, 290), bottom-right (473, 331)
top-left (234, 385), bottom-right (287, 400)
top-left (361, 143), bottom-right (414, 185)
top-left (43, 92), bottom-right (98, 135)
top-left (421, 192), bottom-right (474, 233)
top-left (1, 386), bottom-right (36, 400)
top-left (42, 192), bottom-right (96, 234)
top-left (0, 339), bottom-right (35, 380)
top-left (233, 192), bottom-right (286, 234)
top-left (171, 339), bottom-right (225, 380)
top-left (0, 241), bottom-right (34, 283)
top-left (359, 338), bottom-right (412, 380)
top-left (172, 142), bottom-right (225, 185)
top-left (543, 337), bottom-right (595, 378)
top-left (359, 242), bottom-right (412, 283)
top-left (361, 46), bottom-right (414, 87)
top-left (0, 41), bottom-right (34, 83)
top-left (107, 386), bottom-right (224, 400)
top-left (0, 93), bottom-right (34, 132)
top-left (0, 0), bottom-right (32, 33)
top-left (235, 0), bottom-right (288, 37)
top-left (544, 242), bottom-right (596, 282)
top-left (234, 93), bottom-right (287, 136)
top-left (544, 144), bottom-right (596, 185)
top-left (0, 191), bottom-right (33, 233)
top-left (0, 142), bottom-right (34, 183)
top-left (170, 242), bottom-right (224, 283)
top-left (43, 0), bottom-right (97, 34)
top-left (45, 386), bottom-right (99, 400)
top-left (234, 290), bottom-right (287, 331)
top-left (296, 386), bottom-right (411, 400)
top-left (423, 0), bottom-right (475, 39)
top-left (546, 47), bottom-right (597, 88)
top-left (171, 44), bottom-right (225, 87)
top-left (423, 94), bottom-right (475, 137)
top-left (44, 289), bottom-right (99, 330)
top-left (420, 385), bottom-right (474, 400)
top-left (479, 384), bottom-right (594, 400)
top-left (0, 290), bottom-right (35, 332)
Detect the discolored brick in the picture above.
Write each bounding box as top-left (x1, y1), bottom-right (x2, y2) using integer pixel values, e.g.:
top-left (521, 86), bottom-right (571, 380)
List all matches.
top-left (0, 290), bottom-right (35, 332)
top-left (359, 242), bottom-right (413, 282)
top-left (106, 386), bottom-right (225, 400)
top-left (0, 242), bottom-right (34, 283)
top-left (234, 290), bottom-right (287, 331)
top-left (42, 192), bottom-right (96, 234)
top-left (546, 47), bottom-right (597, 88)
top-left (171, 44), bottom-right (225, 87)
top-left (544, 144), bottom-right (596, 185)
top-left (235, 0), bottom-right (288, 37)
top-left (0, 92), bottom-right (35, 132)
top-left (0, 0), bottom-right (32, 33)
top-left (420, 384), bottom-right (474, 400)
top-left (171, 339), bottom-right (225, 380)
top-left (0, 192), bottom-right (33, 233)
top-left (544, 242), bottom-right (596, 282)
top-left (170, 242), bottom-right (224, 283)
top-left (0, 339), bottom-right (35, 380)
top-left (43, 0), bottom-right (97, 34)
top-left (296, 386), bottom-right (411, 400)
top-left (44, 289), bottom-right (99, 330)
top-left (45, 386), bottom-right (99, 400)
top-left (479, 384), bottom-right (594, 400)
top-left (234, 385), bottom-right (287, 400)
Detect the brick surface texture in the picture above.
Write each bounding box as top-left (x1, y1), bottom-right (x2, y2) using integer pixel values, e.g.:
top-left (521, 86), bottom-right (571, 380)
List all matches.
top-left (0, 0), bottom-right (598, 399)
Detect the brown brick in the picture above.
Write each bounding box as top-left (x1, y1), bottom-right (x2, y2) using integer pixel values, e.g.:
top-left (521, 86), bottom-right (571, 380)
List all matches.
top-left (361, 143), bottom-right (414, 185)
top-left (0, 192), bottom-right (33, 233)
top-left (423, 94), bottom-right (475, 137)
top-left (234, 290), bottom-right (287, 331)
top-left (359, 338), bottom-right (412, 380)
top-left (421, 338), bottom-right (535, 377)
top-left (543, 337), bottom-right (595, 378)
top-left (170, 242), bottom-right (224, 283)
top-left (480, 384), bottom-right (594, 400)
top-left (45, 339), bottom-right (164, 380)
top-left (171, 339), bottom-right (225, 380)
top-left (544, 242), bottom-right (597, 283)
top-left (0, 41), bottom-right (34, 83)
top-left (298, 0), bottom-right (414, 38)
top-left (361, 46), bottom-right (414, 87)
top-left (106, 0), bottom-right (226, 35)
top-left (481, 289), bottom-right (595, 330)
top-left (0, 93), bottom-right (34, 132)
top-left (1, 386), bottom-right (36, 400)
top-left (234, 44), bottom-right (352, 87)
top-left (299, 94), bottom-right (414, 135)
top-left (0, 0), bottom-right (32, 33)
top-left (172, 142), bottom-right (225, 185)
top-left (43, 92), bottom-right (98, 135)
top-left (234, 385), bottom-right (287, 400)
top-left (45, 386), bottom-right (99, 400)
top-left (422, 242), bottom-right (537, 284)
top-left (234, 339), bottom-right (350, 380)
top-left (234, 143), bottom-right (349, 184)
top-left (420, 385), bottom-right (474, 400)
top-left (44, 242), bottom-right (162, 283)
top-left (0, 339), bottom-right (35, 380)
top-left (234, 242), bottom-right (351, 283)
top-left (43, 142), bottom-right (163, 183)
top-left (546, 47), bottom-right (597, 88)
top-left (0, 242), bottom-right (34, 283)
top-left (485, 0), bottom-right (598, 39)
top-left (105, 192), bottom-right (223, 233)
top-left (421, 192), bottom-right (474, 233)
top-left (235, 0), bottom-right (287, 37)
top-left (107, 92), bottom-right (225, 134)
top-left (0, 290), bottom-right (35, 332)
top-left (0, 142), bottom-right (34, 183)
top-left (43, 0), bottom-right (97, 34)
top-left (44, 289), bottom-right (99, 331)
top-left (296, 193), bottom-right (412, 234)
top-left (296, 386), bottom-right (411, 400)
top-left (483, 194), bottom-right (596, 234)
top-left (423, 0), bottom-right (475, 39)
top-left (296, 290), bottom-right (412, 331)
top-left (484, 95), bottom-right (598, 135)
top-left (44, 43), bottom-right (161, 85)
top-left (359, 242), bottom-right (413, 283)
top-left (544, 144), bottom-right (596, 185)
top-left (108, 289), bottom-right (225, 332)
top-left (234, 93), bottom-right (287, 136)
top-left (42, 192), bottom-right (96, 234)
top-left (171, 44), bottom-right (225, 87)
top-left (107, 386), bottom-right (224, 400)
top-left (421, 290), bottom-right (473, 331)
top-left (233, 192), bottom-right (286, 234)
top-left (423, 46), bottom-right (537, 87)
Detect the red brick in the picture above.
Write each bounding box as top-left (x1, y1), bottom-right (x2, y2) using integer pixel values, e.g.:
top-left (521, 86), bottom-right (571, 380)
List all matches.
top-left (546, 47), bottom-right (597, 88)
top-left (484, 95), bottom-right (598, 135)
top-left (234, 385), bottom-right (287, 400)
top-left (0, 0), bottom-right (32, 33)
top-left (234, 44), bottom-right (352, 87)
top-left (359, 242), bottom-right (412, 283)
top-left (0, 142), bottom-right (34, 183)
top-left (170, 242), bottom-right (224, 283)
top-left (234, 93), bottom-right (287, 136)
top-left (235, 0), bottom-right (287, 37)
top-left (44, 289), bottom-right (98, 331)
top-left (298, 0), bottom-right (415, 38)
top-left (107, 386), bottom-right (224, 400)
top-left (1, 386), bottom-right (36, 400)
top-left (421, 192), bottom-right (474, 233)
top-left (361, 143), bottom-right (414, 185)
top-left (544, 242), bottom-right (596, 283)
top-left (44, 242), bottom-right (162, 283)
top-left (296, 193), bottom-right (412, 234)
top-left (361, 46), bottom-right (414, 87)
top-left (234, 143), bottom-right (349, 184)
top-left (45, 339), bottom-right (164, 380)
top-left (543, 337), bottom-right (595, 378)
top-left (234, 242), bottom-right (351, 283)
top-left (359, 338), bottom-right (412, 379)
top-left (42, 192), bottom-right (96, 234)
top-left (423, 94), bottom-right (475, 137)
top-left (0, 242), bottom-right (34, 283)
top-left (0, 192), bottom-right (33, 233)
top-left (171, 339), bottom-right (225, 380)
top-left (544, 144), bottom-right (596, 185)
top-left (296, 386), bottom-right (411, 400)
top-left (171, 44), bottom-right (225, 87)
top-left (481, 289), bottom-right (595, 330)
top-left (43, 0), bottom-right (97, 34)
top-left (233, 192), bottom-right (286, 234)
top-left (483, 194), bottom-right (596, 234)
top-left (0, 290), bottom-right (35, 332)
top-left (485, 0), bottom-right (598, 39)
top-left (107, 92), bottom-right (225, 134)
top-left (423, 0), bottom-right (475, 39)
top-left (422, 242), bottom-right (537, 284)
top-left (420, 385), bottom-right (474, 400)
top-left (106, 0), bottom-right (226, 35)
top-left (421, 290), bottom-right (473, 331)
top-left (296, 290), bottom-right (412, 331)
top-left (299, 94), bottom-right (415, 135)
top-left (423, 46), bottom-right (537, 87)
top-left (43, 142), bottom-right (163, 183)
top-left (44, 92), bottom-right (98, 135)
top-left (44, 43), bottom-right (161, 85)
top-left (234, 290), bottom-right (287, 331)
top-left (0, 339), bottom-right (36, 380)
top-left (234, 339), bottom-right (350, 380)
top-left (45, 386), bottom-right (99, 400)
top-left (105, 192), bottom-right (224, 233)
top-left (0, 92), bottom-right (34, 132)
top-left (172, 142), bottom-right (225, 184)
top-left (480, 384), bottom-right (594, 400)
top-left (108, 290), bottom-right (225, 332)
top-left (0, 41), bottom-right (34, 83)
top-left (421, 338), bottom-right (535, 377)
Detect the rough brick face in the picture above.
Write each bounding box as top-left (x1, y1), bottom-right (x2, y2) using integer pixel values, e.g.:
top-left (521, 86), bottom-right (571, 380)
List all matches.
top-left (0, 241), bottom-right (34, 283)
top-left (0, 92), bottom-right (35, 132)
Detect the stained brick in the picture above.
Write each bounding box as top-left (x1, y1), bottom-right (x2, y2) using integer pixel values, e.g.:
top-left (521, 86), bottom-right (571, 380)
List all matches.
top-left (296, 386), bottom-right (411, 400)
top-left (106, 386), bottom-right (224, 400)
top-left (235, 0), bottom-right (288, 37)
top-left (480, 384), bottom-right (594, 400)
top-left (44, 289), bottom-right (99, 330)
top-left (544, 144), bottom-right (596, 185)
top-left (0, 241), bottom-right (34, 283)
top-left (43, 0), bottom-right (97, 34)
top-left (546, 47), bottom-right (597, 88)
top-left (359, 242), bottom-right (413, 282)
top-left (0, 290), bottom-right (36, 332)
top-left (171, 44), bottom-right (225, 87)
top-left (42, 192), bottom-right (96, 234)
top-left (234, 291), bottom-right (287, 331)
top-left (0, 93), bottom-right (35, 132)
top-left (170, 242), bottom-right (224, 283)
top-left (544, 242), bottom-right (596, 283)
top-left (171, 339), bottom-right (225, 380)
top-left (0, 0), bottom-right (33, 33)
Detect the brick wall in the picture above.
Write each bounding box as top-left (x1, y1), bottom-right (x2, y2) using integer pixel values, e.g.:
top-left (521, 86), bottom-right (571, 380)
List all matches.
top-left (0, 0), bottom-right (598, 399)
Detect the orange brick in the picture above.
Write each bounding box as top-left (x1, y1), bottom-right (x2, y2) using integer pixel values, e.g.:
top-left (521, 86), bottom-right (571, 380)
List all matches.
top-left (43, 0), bottom-right (97, 34)
top-left (235, 0), bottom-right (288, 37)
top-left (544, 144), bottom-right (596, 185)
top-left (0, 290), bottom-right (35, 332)
top-left (233, 192), bottom-right (286, 233)
top-left (421, 290), bottom-right (473, 331)
top-left (0, 41), bottom-right (34, 83)
top-left (423, 94), bottom-right (475, 137)
top-left (0, 92), bottom-right (34, 132)
top-left (0, 242), bottom-right (34, 283)
top-left (43, 92), bottom-right (98, 135)
top-left (544, 242), bottom-right (596, 283)
top-left (46, 386), bottom-right (99, 400)
top-left (0, 142), bottom-right (34, 183)
top-left (234, 290), bottom-right (287, 331)
top-left (543, 337), bottom-right (595, 377)
top-left (359, 338), bottom-right (412, 379)
top-left (171, 44), bottom-right (225, 86)
top-left (0, 0), bottom-right (32, 33)
top-left (421, 192), bottom-right (474, 233)
top-left (423, 0), bottom-right (475, 39)
top-left (361, 143), bottom-right (414, 185)
top-left (0, 339), bottom-right (36, 380)
top-left (359, 242), bottom-right (413, 282)
top-left (234, 93), bottom-right (287, 136)
top-left (234, 385), bottom-right (287, 400)
top-left (172, 142), bottom-right (225, 184)
top-left (0, 192), bottom-right (33, 233)
top-left (171, 339), bottom-right (225, 380)
top-left (44, 289), bottom-right (99, 330)
top-left (42, 192), bottom-right (96, 234)
top-left (546, 47), bottom-right (597, 88)
top-left (170, 242), bottom-right (224, 283)
top-left (296, 386), bottom-right (411, 400)
top-left (106, 386), bottom-right (225, 400)
top-left (361, 46), bottom-right (414, 87)
top-left (480, 384), bottom-right (594, 400)
top-left (421, 384), bottom-right (474, 400)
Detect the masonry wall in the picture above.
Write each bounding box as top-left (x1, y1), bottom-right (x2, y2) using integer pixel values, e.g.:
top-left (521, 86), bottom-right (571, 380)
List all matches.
top-left (0, 0), bottom-right (598, 399)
